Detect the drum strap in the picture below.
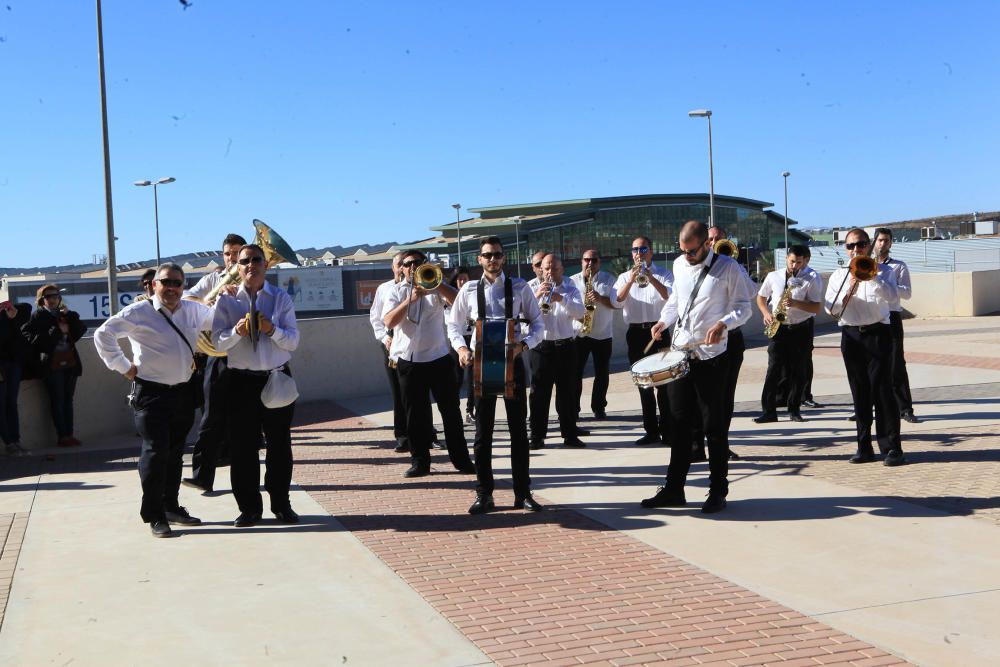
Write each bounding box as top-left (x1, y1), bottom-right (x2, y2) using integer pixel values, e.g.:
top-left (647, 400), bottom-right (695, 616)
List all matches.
top-left (679, 254), bottom-right (718, 331)
top-left (476, 276), bottom-right (514, 323)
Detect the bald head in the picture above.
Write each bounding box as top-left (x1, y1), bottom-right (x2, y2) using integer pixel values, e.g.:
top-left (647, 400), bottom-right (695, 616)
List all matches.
top-left (680, 220), bottom-right (709, 245)
top-left (541, 253), bottom-right (564, 283)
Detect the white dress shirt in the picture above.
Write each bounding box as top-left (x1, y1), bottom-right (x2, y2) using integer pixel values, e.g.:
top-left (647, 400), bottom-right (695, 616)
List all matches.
top-left (570, 270), bottom-right (616, 340)
top-left (612, 264), bottom-right (674, 324)
top-left (448, 272), bottom-right (543, 352)
top-left (538, 278), bottom-right (585, 340)
top-left (369, 278), bottom-right (397, 344)
top-left (880, 257), bottom-right (911, 312)
top-left (183, 269), bottom-right (227, 301)
top-left (824, 263), bottom-right (897, 326)
top-left (658, 251), bottom-right (752, 360)
top-left (757, 269), bottom-right (824, 326)
top-left (213, 281), bottom-right (299, 370)
top-left (385, 283), bottom-right (450, 363)
top-left (94, 296), bottom-right (214, 386)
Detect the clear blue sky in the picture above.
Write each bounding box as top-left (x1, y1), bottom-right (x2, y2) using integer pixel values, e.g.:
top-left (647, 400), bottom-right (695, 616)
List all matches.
top-left (2, 1), bottom-right (998, 268)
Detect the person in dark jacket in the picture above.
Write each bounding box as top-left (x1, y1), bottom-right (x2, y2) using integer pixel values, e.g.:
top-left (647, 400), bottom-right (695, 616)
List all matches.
top-left (22, 284), bottom-right (86, 447)
top-left (0, 300), bottom-right (32, 455)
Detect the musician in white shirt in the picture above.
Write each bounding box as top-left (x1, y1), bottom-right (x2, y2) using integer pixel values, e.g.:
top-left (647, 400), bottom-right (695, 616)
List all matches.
top-left (94, 263), bottom-right (214, 538)
top-left (873, 227), bottom-right (918, 423)
top-left (571, 250), bottom-right (616, 421)
top-left (642, 221), bottom-right (752, 515)
top-left (529, 254), bottom-right (586, 448)
top-left (754, 245), bottom-right (822, 423)
top-left (612, 236), bottom-right (673, 445)
top-left (181, 232), bottom-right (245, 494)
top-left (213, 244), bottom-right (301, 527)
top-left (448, 237), bottom-right (544, 515)
top-left (370, 251), bottom-right (410, 453)
top-left (825, 228), bottom-right (904, 467)
top-left (383, 250), bottom-right (476, 479)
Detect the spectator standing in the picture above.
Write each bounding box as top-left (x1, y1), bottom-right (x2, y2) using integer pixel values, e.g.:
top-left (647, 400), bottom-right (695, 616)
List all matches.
top-left (0, 300), bottom-right (32, 455)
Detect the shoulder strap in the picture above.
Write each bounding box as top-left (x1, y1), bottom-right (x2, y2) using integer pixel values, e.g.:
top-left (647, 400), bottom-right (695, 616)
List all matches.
top-left (679, 254), bottom-right (718, 331)
top-left (156, 306), bottom-right (196, 365)
top-left (476, 279), bottom-right (486, 321)
top-left (505, 277), bottom-right (513, 320)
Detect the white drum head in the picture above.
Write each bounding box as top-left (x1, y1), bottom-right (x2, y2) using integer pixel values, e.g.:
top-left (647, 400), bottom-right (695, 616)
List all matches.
top-left (631, 350), bottom-right (687, 373)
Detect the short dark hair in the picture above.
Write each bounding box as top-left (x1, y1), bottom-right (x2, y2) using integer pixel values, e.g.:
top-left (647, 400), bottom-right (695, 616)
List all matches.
top-left (156, 262), bottom-right (185, 278)
top-left (632, 235), bottom-right (652, 248)
top-left (708, 225), bottom-right (727, 238)
top-left (223, 233), bottom-right (247, 248)
top-left (788, 244), bottom-right (811, 259)
top-left (240, 243), bottom-right (265, 258)
top-left (401, 249), bottom-right (426, 263)
top-left (139, 268), bottom-right (156, 290)
top-left (448, 265), bottom-right (471, 287)
top-left (480, 236), bottom-right (504, 250)
top-left (846, 228), bottom-right (870, 243)
top-left (874, 227), bottom-right (893, 240)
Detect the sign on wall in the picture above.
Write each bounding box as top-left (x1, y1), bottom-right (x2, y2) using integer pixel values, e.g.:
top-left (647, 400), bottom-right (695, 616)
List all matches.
top-left (275, 266), bottom-right (344, 311)
top-left (355, 279), bottom-right (384, 311)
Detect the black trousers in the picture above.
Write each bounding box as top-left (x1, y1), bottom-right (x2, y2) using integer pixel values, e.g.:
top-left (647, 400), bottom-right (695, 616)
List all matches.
top-left (227, 369), bottom-right (295, 515)
top-left (379, 342), bottom-right (408, 444)
top-left (473, 356), bottom-right (530, 497)
top-left (665, 354), bottom-right (730, 497)
top-left (190, 354), bottom-right (229, 488)
top-left (133, 377), bottom-right (196, 523)
top-left (451, 335), bottom-right (475, 416)
top-left (576, 336), bottom-right (612, 416)
top-left (761, 323), bottom-right (810, 416)
top-left (396, 354), bottom-right (474, 470)
top-left (802, 317), bottom-right (816, 401)
top-left (722, 326), bottom-right (744, 433)
top-left (888, 311), bottom-right (914, 414)
top-left (530, 339), bottom-right (579, 442)
top-left (626, 324), bottom-right (670, 439)
top-left (840, 324), bottom-right (902, 456)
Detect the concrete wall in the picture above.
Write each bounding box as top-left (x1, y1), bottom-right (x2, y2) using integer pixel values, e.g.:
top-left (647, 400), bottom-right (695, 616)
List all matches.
top-left (905, 270), bottom-right (1000, 317)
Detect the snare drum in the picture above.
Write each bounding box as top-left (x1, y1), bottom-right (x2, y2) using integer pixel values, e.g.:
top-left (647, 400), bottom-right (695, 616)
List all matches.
top-left (630, 350), bottom-right (689, 389)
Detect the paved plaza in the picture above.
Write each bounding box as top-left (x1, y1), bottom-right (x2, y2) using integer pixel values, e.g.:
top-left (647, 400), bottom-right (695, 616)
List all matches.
top-left (1, 316), bottom-right (998, 666)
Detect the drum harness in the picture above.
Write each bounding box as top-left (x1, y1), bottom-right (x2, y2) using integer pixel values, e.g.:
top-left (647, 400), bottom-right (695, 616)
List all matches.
top-left (477, 275), bottom-right (514, 329)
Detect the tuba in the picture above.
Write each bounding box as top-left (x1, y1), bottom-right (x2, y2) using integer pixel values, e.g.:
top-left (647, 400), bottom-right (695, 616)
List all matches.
top-left (830, 255), bottom-right (878, 321)
top-left (196, 219), bottom-right (300, 356)
top-left (713, 239), bottom-right (738, 258)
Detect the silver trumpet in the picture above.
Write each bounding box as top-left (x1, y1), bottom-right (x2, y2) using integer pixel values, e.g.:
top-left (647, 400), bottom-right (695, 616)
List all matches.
top-left (539, 278), bottom-right (555, 314)
top-left (635, 260), bottom-right (650, 287)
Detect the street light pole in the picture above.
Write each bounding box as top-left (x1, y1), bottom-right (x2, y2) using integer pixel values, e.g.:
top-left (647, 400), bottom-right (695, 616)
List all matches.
top-left (688, 109), bottom-right (714, 227)
top-left (782, 171), bottom-right (791, 251)
top-left (513, 216), bottom-right (523, 278)
top-left (134, 177), bottom-right (176, 266)
top-left (452, 203), bottom-right (462, 266)
top-left (96, 0), bottom-right (119, 314)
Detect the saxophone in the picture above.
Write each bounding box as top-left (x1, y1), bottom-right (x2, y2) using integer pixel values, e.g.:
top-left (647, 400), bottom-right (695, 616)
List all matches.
top-left (580, 271), bottom-right (596, 335)
top-left (764, 271), bottom-right (802, 338)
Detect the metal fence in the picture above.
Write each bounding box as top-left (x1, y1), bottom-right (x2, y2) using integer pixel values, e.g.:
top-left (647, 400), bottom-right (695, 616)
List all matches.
top-left (777, 238), bottom-right (1000, 273)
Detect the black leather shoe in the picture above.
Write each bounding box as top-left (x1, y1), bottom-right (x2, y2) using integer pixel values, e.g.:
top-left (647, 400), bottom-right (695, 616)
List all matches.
top-left (182, 477), bottom-right (213, 494)
top-left (529, 440), bottom-right (545, 450)
top-left (514, 494), bottom-right (544, 511)
top-left (575, 426), bottom-right (590, 436)
top-left (884, 449), bottom-right (906, 467)
top-left (701, 494), bottom-right (727, 514)
top-left (234, 512), bottom-right (262, 527)
top-left (563, 437), bottom-right (586, 448)
top-left (788, 413), bottom-right (805, 423)
top-left (641, 487), bottom-right (686, 508)
top-left (273, 507), bottom-right (299, 523)
top-left (728, 449), bottom-right (740, 460)
top-left (468, 495), bottom-right (495, 515)
top-left (803, 400), bottom-right (824, 408)
top-left (901, 411), bottom-right (920, 424)
top-left (634, 434), bottom-right (661, 446)
top-left (454, 462), bottom-right (477, 474)
top-left (593, 410), bottom-right (607, 420)
top-left (849, 452), bottom-right (876, 464)
top-left (394, 439), bottom-right (410, 453)
top-left (150, 520), bottom-right (174, 538)
top-left (432, 439), bottom-right (447, 450)
top-left (848, 414), bottom-right (857, 421)
top-left (404, 464), bottom-right (430, 478)
top-left (753, 415), bottom-right (778, 424)
top-left (164, 506), bottom-right (201, 526)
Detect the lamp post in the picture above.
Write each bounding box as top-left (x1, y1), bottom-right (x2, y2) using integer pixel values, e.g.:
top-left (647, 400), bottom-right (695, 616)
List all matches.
top-left (96, 0), bottom-right (119, 314)
top-left (782, 171), bottom-right (791, 251)
top-left (688, 109), bottom-right (714, 227)
top-left (513, 216), bottom-right (523, 278)
top-left (134, 177), bottom-right (176, 265)
top-left (452, 203), bottom-right (462, 266)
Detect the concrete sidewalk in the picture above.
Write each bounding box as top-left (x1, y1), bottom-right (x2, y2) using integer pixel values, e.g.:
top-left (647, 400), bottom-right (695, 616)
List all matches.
top-left (2, 315), bottom-right (999, 666)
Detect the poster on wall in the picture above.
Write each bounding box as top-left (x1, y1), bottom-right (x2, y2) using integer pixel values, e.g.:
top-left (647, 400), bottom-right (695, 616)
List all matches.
top-left (276, 266), bottom-right (344, 311)
top-left (356, 279), bottom-right (384, 310)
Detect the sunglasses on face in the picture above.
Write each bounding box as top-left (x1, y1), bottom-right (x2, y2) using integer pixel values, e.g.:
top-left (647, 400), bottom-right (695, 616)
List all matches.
top-left (682, 245), bottom-right (705, 257)
top-left (844, 240), bottom-right (870, 250)
top-left (43, 293), bottom-right (60, 299)
top-left (532, 262), bottom-right (543, 268)
top-left (582, 257), bottom-right (598, 262)
top-left (631, 247), bottom-right (649, 254)
top-left (238, 256), bottom-right (265, 265)
top-left (480, 252), bottom-right (504, 260)
top-left (401, 260), bottom-right (422, 268)
top-left (156, 278), bottom-right (184, 288)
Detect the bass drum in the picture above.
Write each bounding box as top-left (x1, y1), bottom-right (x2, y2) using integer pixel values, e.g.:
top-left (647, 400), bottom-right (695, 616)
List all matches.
top-left (630, 350), bottom-right (689, 389)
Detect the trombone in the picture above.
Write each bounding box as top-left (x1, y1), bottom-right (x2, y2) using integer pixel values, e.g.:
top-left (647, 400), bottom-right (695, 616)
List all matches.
top-left (713, 239), bottom-right (738, 258)
top-left (405, 261), bottom-right (443, 323)
top-left (830, 255), bottom-right (878, 320)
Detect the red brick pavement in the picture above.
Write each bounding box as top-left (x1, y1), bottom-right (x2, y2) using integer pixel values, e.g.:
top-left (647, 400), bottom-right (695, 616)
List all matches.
top-left (291, 406), bottom-right (912, 667)
top-left (0, 512), bottom-right (29, 631)
top-left (814, 347), bottom-right (1000, 371)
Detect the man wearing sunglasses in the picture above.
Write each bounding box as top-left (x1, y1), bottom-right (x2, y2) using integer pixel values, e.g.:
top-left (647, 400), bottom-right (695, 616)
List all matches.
top-left (369, 251), bottom-right (413, 454)
top-left (571, 250), bottom-right (616, 421)
top-left (448, 236), bottom-right (544, 515)
top-left (181, 232), bottom-right (246, 494)
top-left (213, 244), bottom-right (301, 526)
top-left (873, 227), bottom-right (919, 424)
top-left (612, 236), bottom-right (673, 445)
top-left (642, 221), bottom-right (752, 514)
top-left (94, 263), bottom-right (214, 538)
top-left (825, 228), bottom-right (904, 467)
top-left (383, 250), bottom-right (475, 478)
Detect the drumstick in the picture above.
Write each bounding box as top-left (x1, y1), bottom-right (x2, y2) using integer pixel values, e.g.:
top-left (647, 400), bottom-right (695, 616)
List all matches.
top-left (643, 335), bottom-right (657, 355)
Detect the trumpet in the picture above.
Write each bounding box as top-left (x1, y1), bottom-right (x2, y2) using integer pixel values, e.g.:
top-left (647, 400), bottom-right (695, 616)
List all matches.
top-left (634, 260), bottom-right (650, 287)
top-left (713, 239), bottom-right (738, 258)
top-left (830, 255), bottom-right (878, 321)
top-left (539, 278), bottom-right (555, 314)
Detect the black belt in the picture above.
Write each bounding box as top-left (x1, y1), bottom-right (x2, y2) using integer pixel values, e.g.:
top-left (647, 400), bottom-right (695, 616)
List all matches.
top-left (844, 323), bottom-right (888, 334)
top-left (782, 321), bottom-right (811, 331)
top-left (230, 364), bottom-right (288, 377)
top-left (135, 376), bottom-right (191, 391)
top-left (628, 322), bottom-right (658, 330)
top-left (538, 337), bottom-right (574, 347)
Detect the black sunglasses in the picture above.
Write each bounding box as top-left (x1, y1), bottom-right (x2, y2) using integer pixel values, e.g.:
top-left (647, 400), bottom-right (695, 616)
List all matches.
top-left (401, 260), bottom-right (422, 268)
top-left (43, 293), bottom-right (61, 299)
top-left (682, 245), bottom-right (705, 257)
top-left (156, 278), bottom-right (184, 288)
top-left (631, 247), bottom-right (649, 254)
top-left (532, 262), bottom-right (543, 268)
top-left (844, 240), bottom-right (870, 250)
top-left (238, 256), bottom-right (265, 265)
top-left (480, 252), bottom-right (504, 260)
top-left (582, 257), bottom-right (598, 262)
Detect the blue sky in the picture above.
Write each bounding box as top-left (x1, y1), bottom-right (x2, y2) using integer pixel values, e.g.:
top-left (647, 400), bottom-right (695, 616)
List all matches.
top-left (2, 1), bottom-right (998, 268)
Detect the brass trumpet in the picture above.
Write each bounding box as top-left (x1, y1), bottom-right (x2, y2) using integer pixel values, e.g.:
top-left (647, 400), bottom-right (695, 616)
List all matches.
top-left (634, 260), bottom-right (650, 287)
top-left (830, 255), bottom-right (878, 321)
top-left (713, 239), bottom-right (738, 258)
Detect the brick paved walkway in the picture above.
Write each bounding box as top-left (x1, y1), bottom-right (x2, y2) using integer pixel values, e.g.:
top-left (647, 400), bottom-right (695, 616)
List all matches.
top-left (0, 513), bottom-right (28, 631)
top-left (291, 405), bottom-right (910, 667)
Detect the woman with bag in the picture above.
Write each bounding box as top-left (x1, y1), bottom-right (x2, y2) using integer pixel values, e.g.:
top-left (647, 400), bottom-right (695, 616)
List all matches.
top-left (23, 284), bottom-right (86, 447)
